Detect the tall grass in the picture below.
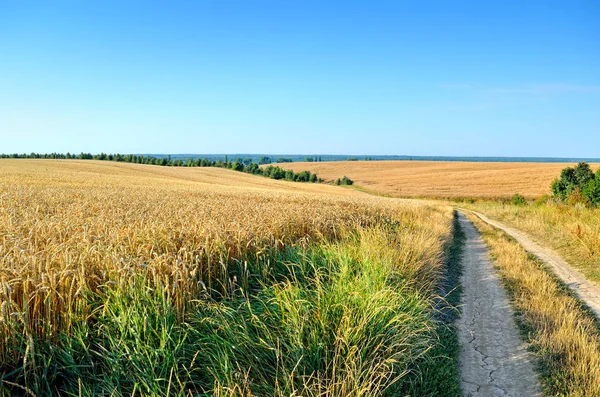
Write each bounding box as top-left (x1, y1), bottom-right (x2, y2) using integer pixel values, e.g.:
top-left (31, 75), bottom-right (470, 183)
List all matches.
top-left (468, 213), bottom-right (600, 396)
top-left (1, 222), bottom-right (457, 396)
top-left (197, 232), bottom-right (437, 396)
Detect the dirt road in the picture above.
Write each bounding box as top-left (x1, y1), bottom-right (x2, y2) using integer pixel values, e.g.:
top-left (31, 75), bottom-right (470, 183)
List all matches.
top-left (457, 212), bottom-right (541, 396)
top-left (471, 211), bottom-right (600, 318)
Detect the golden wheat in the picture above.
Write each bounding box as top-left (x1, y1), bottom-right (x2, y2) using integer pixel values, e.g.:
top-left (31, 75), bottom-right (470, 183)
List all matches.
top-left (278, 160), bottom-right (600, 199)
top-left (0, 160), bottom-right (453, 365)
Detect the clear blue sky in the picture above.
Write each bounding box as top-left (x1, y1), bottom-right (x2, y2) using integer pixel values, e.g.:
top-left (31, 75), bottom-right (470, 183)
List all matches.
top-left (1, 0), bottom-right (599, 157)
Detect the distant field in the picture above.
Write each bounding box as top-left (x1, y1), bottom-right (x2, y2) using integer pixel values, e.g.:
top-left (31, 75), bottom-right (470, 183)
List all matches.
top-left (278, 160), bottom-right (600, 199)
top-left (1, 159), bottom-right (364, 196)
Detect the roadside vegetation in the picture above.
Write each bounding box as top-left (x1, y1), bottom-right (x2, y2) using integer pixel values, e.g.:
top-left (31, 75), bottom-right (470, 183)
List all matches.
top-left (463, 200), bottom-right (600, 283)
top-left (467, 213), bottom-right (600, 396)
top-left (0, 160), bottom-right (460, 396)
top-left (460, 163), bottom-right (600, 283)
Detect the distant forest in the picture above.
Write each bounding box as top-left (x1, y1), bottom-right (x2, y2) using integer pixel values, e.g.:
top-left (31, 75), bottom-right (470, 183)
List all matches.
top-left (2, 152), bottom-right (599, 163)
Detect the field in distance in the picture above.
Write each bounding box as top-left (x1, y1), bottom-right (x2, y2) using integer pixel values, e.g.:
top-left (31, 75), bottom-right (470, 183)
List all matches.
top-left (278, 160), bottom-right (600, 199)
top-left (0, 159), bottom-right (364, 196)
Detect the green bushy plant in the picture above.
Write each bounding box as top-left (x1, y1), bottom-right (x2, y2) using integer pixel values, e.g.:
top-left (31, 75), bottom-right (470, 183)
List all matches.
top-left (551, 163), bottom-right (599, 207)
top-left (511, 193), bottom-right (527, 206)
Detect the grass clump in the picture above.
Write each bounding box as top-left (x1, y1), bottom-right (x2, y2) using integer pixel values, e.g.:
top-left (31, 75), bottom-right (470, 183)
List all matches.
top-left (195, 244), bottom-right (431, 396)
top-left (511, 193), bottom-right (527, 206)
top-left (193, 224), bottom-right (461, 396)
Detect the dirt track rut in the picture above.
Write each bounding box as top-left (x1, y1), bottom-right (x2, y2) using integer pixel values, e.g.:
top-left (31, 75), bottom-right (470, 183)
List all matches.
top-left (457, 212), bottom-right (541, 396)
top-left (471, 211), bottom-right (600, 318)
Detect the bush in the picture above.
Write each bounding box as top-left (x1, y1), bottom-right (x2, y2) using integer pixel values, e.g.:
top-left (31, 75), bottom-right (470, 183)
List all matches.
top-left (552, 163), bottom-right (600, 207)
top-left (342, 176), bottom-right (353, 185)
top-left (230, 161), bottom-right (244, 172)
top-left (511, 193), bottom-right (527, 206)
top-left (582, 178), bottom-right (600, 207)
top-left (335, 176), bottom-right (354, 186)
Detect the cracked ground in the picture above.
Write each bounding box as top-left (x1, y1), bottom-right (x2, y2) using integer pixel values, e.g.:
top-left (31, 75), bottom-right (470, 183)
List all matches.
top-left (457, 212), bottom-right (541, 397)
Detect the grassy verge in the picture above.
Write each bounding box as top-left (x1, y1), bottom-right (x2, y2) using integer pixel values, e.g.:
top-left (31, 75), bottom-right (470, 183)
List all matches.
top-left (463, 200), bottom-right (600, 283)
top-left (467, 212), bottom-right (600, 396)
top-left (1, 219), bottom-right (462, 396)
top-left (402, 211), bottom-right (464, 397)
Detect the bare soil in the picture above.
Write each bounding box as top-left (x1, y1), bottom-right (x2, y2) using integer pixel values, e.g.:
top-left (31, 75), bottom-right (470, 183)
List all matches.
top-left (457, 212), bottom-right (541, 396)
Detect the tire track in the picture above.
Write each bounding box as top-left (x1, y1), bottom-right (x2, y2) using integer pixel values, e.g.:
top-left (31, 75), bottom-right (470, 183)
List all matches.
top-left (470, 210), bottom-right (600, 318)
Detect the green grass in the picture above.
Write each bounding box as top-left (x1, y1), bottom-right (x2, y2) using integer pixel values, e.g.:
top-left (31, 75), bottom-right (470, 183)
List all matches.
top-left (401, 211), bottom-right (464, 397)
top-left (1, 225), bottom-right (462, 396)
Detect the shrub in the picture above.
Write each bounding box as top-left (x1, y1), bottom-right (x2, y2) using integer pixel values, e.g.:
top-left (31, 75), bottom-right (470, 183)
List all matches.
top-left (230, 160), bottom-right (244, 172)
top-left (582, 178), bottom-right (600, 207)
top-left (552, 163), bottom-right (600, 207)
top-left (511, 193), bottom-right (527, 206)
top-left (575, 162), bottom-right (595, 186)
top-left (335, 176), bottom-right (354, 186)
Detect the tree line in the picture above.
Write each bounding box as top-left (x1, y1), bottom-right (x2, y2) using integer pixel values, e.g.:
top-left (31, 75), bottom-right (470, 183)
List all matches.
top-left (552, 162), bottom-right (600, 206)
top-left (1, 152), bottom-right (324, 183)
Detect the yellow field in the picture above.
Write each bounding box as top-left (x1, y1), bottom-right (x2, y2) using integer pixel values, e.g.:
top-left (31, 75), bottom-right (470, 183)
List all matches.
top-left (278, 160), bottom-right (600, 199)
top-left (0, 159), bottom-right (459, 395)
top-left (0, 159), bottom-right (451, 348)
top-left (1, 159), bottom-right (364, 195)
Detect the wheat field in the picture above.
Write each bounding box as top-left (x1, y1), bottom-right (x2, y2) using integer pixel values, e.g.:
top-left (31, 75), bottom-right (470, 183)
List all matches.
top-left (278, 161), bottom-right (600, 199)
top-left (0, 159), bottom-right (457, 395)
top-left (0, 159), bottom-right (424, 340)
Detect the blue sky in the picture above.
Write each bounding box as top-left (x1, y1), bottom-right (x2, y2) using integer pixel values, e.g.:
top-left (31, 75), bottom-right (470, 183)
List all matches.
top-left (1, 0), bottom-right (599, 156)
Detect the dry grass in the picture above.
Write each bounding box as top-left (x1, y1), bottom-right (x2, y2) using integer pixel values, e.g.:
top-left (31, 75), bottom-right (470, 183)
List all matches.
top-left (465, 201), bottom-right (600, 283)
top-left (0, 159), bottom-right (456, 395)
top-left (279, 161), bottom-right (600, 199)
top-left (468, 213), bottom-right (600, 396)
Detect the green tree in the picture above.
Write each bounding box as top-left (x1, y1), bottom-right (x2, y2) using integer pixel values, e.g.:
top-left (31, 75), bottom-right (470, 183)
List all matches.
top-left (231, 161), bottom-right (244, 172)
top-left (582, 177), bottom-right (600, 206)
top-left (552, 163), bottom-right (599, 206)
top-left (574, 162), bottom-right (595, 187)
top-left (551, 166), bottom-right (577, 200)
